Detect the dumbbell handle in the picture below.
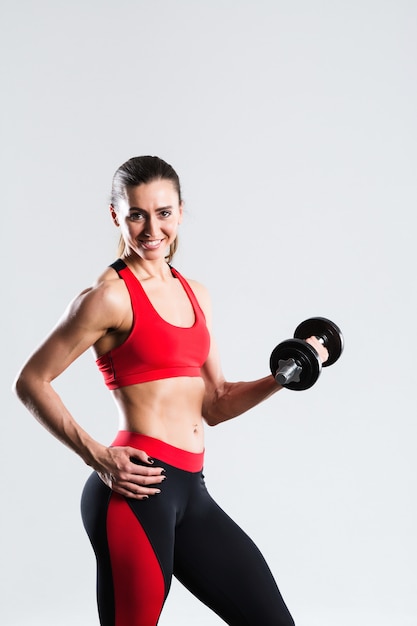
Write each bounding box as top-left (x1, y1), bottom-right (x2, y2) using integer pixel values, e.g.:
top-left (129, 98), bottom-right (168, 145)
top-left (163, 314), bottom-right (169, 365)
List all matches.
top-left (274, 336), bottom-right (326, 384)
top-left (275, 358), bottom-right (302, 385)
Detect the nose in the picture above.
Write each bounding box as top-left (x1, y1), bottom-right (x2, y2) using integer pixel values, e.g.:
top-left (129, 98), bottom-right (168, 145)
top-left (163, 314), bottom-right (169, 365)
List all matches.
top-left (144, 214), bottom-right (159, 238)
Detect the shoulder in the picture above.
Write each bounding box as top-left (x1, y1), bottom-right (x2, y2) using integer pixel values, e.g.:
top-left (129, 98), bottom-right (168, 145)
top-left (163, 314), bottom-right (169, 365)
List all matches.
top-left (185, 278), bottom-right (210, 302)
top-left (93, 264), bottom-right (122, 285)
top-left (65, 266), bottom-right (129, 328)
top-left (182, 276), bottom-right (213, 325)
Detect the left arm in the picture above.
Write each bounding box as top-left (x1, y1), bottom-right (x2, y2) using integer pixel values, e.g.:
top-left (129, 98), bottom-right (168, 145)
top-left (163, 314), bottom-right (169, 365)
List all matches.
top-left (191, 280), bottom-right (328, 427)
top-left (201, 336), bottom-right (282, 426)
top-left (191, 279), bottom-right (282, 426)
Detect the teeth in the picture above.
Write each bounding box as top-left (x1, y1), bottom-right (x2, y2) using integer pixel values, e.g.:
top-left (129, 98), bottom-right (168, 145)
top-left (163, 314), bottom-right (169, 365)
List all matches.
top-left (142, 239), bottom-right (161, 247)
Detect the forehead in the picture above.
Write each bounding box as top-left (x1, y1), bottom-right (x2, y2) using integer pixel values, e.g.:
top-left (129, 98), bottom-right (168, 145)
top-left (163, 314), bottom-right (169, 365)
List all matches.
top-left (124, 179), bottom-right (179, 208)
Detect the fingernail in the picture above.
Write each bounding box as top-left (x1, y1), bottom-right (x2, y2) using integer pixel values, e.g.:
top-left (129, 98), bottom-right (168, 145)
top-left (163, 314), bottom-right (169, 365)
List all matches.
top-left (148, 457), bottom-right (154, 464)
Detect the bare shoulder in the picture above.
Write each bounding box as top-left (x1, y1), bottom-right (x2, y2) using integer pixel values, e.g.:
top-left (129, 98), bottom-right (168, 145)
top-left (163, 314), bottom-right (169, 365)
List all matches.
top-left (185, 277), bottom-right (210, 302)
top-left (65, 266), bottom-right (129, 330)
top-left (184, 277), bottom-right (213, 321)
top-left (93, 264), bottom-right (121, 285)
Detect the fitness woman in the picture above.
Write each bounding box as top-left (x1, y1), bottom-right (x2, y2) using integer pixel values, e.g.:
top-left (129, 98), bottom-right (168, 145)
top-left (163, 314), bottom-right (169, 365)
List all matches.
top-left (14, 156), bottom-right (328, 626)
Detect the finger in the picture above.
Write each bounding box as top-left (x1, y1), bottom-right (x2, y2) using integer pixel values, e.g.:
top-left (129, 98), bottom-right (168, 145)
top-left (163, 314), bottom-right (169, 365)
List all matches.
top-left (111, 484), bottom-right (150, 499)
top-left (99, 470), bottom-right (164, 499)
top-left (127, 450), bottom-right (165, 476)
top-left (116, 480), bottom-right (163, 498)
top-left (129, 465), bottom-right (166, 480)
top-left (114, 468), bottom-right (166, 490)
top-left (305, 337), bottom-right (329, 363)
top-left (127, 473), bottom-right (167, 487)
top-left (128, 447), bottom-right (156, 465)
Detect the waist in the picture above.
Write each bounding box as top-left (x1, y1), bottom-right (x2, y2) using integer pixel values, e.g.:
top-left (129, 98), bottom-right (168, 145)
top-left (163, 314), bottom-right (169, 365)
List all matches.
top-left (111, 431), bottom-right (204, 472)
top-left (111, 377), bottom-right (206, 450)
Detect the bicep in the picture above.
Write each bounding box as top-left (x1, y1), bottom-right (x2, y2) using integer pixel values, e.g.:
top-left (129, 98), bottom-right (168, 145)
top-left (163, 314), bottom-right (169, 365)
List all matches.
top-left (201, 336), bottom-right (226, 397)
top-left (190, 281), bottom-right (227, 391)
top-left (19, 287), bottom-right (117, 383)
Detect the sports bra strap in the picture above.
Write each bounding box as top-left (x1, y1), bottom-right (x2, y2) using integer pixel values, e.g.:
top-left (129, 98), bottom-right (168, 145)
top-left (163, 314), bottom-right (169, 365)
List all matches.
top-left (110, 258), bottom-right (128, 274)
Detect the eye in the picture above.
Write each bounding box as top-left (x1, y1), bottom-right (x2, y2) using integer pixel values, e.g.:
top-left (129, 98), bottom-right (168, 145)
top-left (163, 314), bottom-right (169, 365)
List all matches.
top-left (128, 212), bottom-right (145, 221)
top-left (159, 209), bottom-right (172, 218)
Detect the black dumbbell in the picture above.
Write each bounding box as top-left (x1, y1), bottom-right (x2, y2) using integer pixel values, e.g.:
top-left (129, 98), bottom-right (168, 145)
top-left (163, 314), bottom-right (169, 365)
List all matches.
top-left (270, 317), bottom-right (344, 390)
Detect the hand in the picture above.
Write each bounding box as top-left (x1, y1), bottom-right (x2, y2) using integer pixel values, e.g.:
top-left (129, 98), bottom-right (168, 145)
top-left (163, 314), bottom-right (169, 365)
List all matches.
top-left (305, 336), bottom-right (329, 364)
top-left (95, 445), bottom-right (166, 499)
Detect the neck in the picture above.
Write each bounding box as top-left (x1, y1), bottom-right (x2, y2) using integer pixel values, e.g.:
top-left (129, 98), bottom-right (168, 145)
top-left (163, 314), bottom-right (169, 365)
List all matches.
top-left (122, 253), bottom-right (172, 281)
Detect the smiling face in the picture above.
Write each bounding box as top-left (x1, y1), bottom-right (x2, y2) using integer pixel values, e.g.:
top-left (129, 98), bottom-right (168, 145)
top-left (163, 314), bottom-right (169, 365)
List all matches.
top-left (111, 179), bottom-right (183, 262)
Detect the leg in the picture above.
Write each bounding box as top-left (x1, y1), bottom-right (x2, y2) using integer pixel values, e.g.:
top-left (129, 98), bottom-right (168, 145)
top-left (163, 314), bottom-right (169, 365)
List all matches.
top-left (81, 472), bottom-right (175, 626)
top-left (174, 473), bottom-right (295, 626)
top-left (81, 435), bottom-right (207, 625)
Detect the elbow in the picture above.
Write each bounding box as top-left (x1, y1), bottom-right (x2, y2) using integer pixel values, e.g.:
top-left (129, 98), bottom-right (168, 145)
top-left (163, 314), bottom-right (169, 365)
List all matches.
top-left (202, 401), bottom-right (219, 426)
top-left (13, 367), bottom-right (39, 405)
top-left (202, 382), bottom-right (229, 427)
top-left (13, 370), bottom-right (30, 402)
top-left (202, 398), bottom-right (221, 426)
top-left (203, 412), bottom-right (222, 427)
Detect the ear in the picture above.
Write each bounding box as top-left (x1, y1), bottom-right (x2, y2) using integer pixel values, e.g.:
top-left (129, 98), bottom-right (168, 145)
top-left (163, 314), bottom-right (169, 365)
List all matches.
top-left (109, 204), bottom-right (119, 227)
top-left (178, 201), bottom-right (184, 224)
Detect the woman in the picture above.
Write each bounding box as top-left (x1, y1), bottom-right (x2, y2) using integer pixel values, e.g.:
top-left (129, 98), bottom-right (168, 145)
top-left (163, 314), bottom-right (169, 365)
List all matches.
top-left (14, 156), bottom-right (327, 626)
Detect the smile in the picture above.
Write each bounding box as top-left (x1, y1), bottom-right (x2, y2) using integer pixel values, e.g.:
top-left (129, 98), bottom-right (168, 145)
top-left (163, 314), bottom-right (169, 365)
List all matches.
top-left (140, 239), bottom-right (163, 249)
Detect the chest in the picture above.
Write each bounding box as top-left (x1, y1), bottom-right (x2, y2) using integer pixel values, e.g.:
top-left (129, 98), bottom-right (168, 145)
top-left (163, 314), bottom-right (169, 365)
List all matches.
top-left (141, 277), bottom-right (196, 328)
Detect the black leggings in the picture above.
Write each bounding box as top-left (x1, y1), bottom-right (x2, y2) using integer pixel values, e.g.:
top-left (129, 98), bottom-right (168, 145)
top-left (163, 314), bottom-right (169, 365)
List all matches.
top-left (81, 432), bottom-right (295, 626)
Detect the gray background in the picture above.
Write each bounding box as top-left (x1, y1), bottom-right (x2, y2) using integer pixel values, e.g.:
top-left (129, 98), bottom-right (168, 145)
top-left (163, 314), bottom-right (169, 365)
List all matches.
top-left (1, 1), bottom-right (416, 624)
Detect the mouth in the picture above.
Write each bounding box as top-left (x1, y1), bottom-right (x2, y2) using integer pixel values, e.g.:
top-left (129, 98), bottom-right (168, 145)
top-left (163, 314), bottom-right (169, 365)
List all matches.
top-left (140, 239), bottom-right (163, 250)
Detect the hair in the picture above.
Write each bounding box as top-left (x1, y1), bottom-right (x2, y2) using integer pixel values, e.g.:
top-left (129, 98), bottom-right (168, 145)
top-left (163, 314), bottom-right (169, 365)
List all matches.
top-left (111, 156), bottom-right (182, 263)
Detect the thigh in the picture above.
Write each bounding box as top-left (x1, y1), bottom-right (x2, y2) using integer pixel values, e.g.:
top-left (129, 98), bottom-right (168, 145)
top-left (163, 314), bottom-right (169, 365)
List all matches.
top-left (173, 475), bottom-right (295, 626)
top-left (81, 472), bottom-right (116, 625)
top-left (81, 471), bottom-right (177, 626)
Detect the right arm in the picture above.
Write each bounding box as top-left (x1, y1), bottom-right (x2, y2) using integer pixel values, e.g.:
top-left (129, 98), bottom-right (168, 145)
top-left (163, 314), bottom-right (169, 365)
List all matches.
top-left (13, 281), bottom-right (165, 499)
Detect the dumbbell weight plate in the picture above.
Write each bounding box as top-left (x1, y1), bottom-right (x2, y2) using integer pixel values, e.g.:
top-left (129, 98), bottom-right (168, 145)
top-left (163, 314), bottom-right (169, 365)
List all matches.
top-left (270, 339), bottom-right (322, 391)
top-left (294, 317), bottom-right (344, 367)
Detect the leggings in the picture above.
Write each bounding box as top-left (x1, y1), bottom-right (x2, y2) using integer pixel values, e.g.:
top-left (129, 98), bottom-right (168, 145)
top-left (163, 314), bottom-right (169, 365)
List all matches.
top-left (81, 432), bottom-right (295, 626)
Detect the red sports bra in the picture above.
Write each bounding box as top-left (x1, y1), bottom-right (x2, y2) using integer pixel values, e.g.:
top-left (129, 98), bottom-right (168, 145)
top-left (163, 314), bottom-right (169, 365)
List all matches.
top-left (96, 260), bottom-right (211, 389)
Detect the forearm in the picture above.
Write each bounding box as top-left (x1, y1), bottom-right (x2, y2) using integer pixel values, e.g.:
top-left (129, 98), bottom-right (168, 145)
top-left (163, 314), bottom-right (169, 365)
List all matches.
top-left (203, 374), bottom-right (282, 426)
top-left (14, 375), bottom-right (105, 468)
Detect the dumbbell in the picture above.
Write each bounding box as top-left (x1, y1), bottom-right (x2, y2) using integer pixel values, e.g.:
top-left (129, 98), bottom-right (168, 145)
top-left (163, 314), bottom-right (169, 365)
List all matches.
top-left (270, 317), bottom-right (344, 390)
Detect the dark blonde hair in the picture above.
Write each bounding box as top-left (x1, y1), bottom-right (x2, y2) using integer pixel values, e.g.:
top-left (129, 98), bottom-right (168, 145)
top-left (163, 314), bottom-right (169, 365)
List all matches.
top-left (111, 156), bottom-right (182, 263)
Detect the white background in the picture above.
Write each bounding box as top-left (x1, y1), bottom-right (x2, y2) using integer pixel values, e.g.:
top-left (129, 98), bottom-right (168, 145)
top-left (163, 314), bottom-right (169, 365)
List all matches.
top-left (1, 1), bottom-right (416, 624)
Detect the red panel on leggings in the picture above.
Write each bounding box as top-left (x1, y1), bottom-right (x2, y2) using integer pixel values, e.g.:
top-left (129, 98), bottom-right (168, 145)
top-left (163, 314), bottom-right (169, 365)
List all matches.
top-left (107, 493), bottom-right (165, 625)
